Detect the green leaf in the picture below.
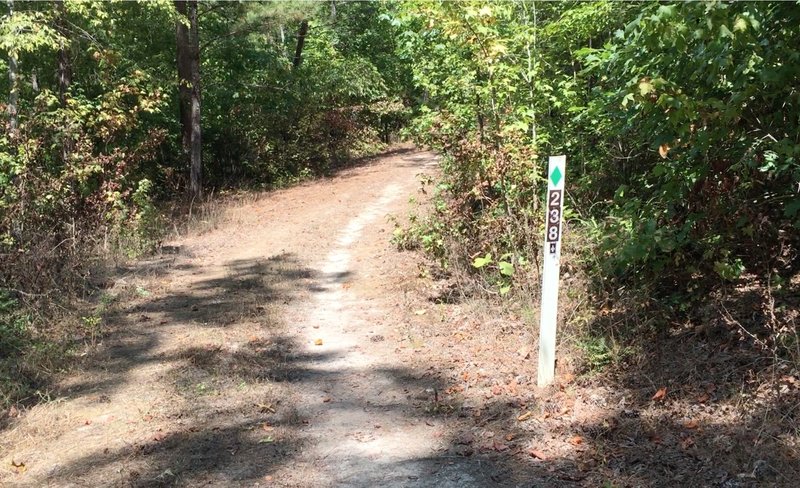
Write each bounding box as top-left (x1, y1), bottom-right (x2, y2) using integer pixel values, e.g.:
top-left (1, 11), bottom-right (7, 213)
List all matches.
top-left (785, 199), bottom-right (800, 218)
top-left (498, 261), bottom-right (514, 276)
top-left (472, 253), bottom-right (492, 269)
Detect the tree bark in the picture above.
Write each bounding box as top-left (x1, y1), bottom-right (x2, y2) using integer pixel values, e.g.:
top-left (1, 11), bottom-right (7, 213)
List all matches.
top-left (189, 0), bottom-right (201, 200)
top-left (175, 1), bottom-right (192, 155)
top-left (55, 0), bottom-right (71, 107)
top-left (55, 0), bottom-right (73, 162)
top-left (292, 19), bottom-right (309, 70)
top-left (175, 0), bottom-right (202, 199)
top-left (7, 0), bottom-right (18, 138)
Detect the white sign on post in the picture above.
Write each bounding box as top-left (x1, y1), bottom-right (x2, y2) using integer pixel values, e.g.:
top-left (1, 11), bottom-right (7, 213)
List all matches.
top-left (538, 155), bottom-right (566, 387)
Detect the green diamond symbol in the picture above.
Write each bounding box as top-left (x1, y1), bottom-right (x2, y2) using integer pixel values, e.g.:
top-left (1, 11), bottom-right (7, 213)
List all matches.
top-left (550, 166), bottom-right (562, 186)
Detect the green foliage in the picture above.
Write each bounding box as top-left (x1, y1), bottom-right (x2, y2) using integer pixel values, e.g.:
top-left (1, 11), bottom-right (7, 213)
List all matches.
top-left (0, 291), bottom-right (40, 407)
top-left (200, 1), bottom-right (414, 185)
top-left (577, 335), bottom-right (633, 373)
top-left (0, 292), bottom-right (27, 358)
top-left (471, 252), bottom-right (521, 295)
top-left (1, 0), bottom-right (797, 406)
top-left (395, 0), bottom-right (800, 302)
top-left (576, 1), bottom-right (800, 285)
top-left (0, 0), bottom-right (420, 407)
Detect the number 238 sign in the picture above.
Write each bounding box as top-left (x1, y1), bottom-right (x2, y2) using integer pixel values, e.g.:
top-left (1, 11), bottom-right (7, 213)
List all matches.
top-left (546, 189), bottom-right (562, 255)
top-left (538, 155), bottom-right (566, 387)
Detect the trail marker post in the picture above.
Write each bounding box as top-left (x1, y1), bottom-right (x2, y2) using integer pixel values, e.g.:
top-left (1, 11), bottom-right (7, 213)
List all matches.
top-left (538, 155), bottom-right (566, 387)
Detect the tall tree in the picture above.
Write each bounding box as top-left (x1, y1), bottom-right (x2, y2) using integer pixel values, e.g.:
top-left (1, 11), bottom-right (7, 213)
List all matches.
top-left (55, 0), bottom-right (70, 106)
top-left (175, 0), bottom-right (202, 199)
top-left (6, 0), bottom-right (17, 138)
top-left (55, 0), bottom-right (72, 162)
top-left (292, 19), bottom-right (308, 70)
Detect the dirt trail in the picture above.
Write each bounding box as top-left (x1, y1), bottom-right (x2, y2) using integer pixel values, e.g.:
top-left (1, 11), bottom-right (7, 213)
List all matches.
top-left (0, 149), bottom-right (503, 487)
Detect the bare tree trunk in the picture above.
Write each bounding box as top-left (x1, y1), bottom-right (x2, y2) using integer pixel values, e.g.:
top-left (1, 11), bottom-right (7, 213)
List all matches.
top-left (175, 0), bottom-right (201, 199)
top-left (55, 0), bottom-right (73, 162)
top-left (476, 94), bottom-right (485, 145)
top-left (188, 0), bottom-right (201, 200)
top-left (56, 1), bottom-right (71, 106)
top-left (7, 0), bottom-right (18, 138)
top-left (292, 19), bottom-right (309, 70)
top-left (175, 1), bottom-right (192, 155)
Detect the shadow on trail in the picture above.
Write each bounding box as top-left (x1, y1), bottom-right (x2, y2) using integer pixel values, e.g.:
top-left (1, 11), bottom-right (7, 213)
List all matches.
top-left (39, 247), bottom-right (516, 486)
top-left (559, 278), bottom-right (800, 486)
top-left (46, 335), bottom-right (520, 486)
top-left (426, 279), bottom-right (800, 487)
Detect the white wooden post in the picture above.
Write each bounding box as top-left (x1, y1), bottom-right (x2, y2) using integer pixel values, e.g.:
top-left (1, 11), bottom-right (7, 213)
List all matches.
top-left (538, 155), bottom-right (566, 386)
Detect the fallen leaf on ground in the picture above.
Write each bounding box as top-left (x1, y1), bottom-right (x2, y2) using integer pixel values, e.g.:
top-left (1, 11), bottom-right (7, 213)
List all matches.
top-left (517, 411), bottom-right (533, 422)
top-left (11, 459), bottom-right (26, 474)
top-left (506, 380), bottom-right (518, 395)
top-left (314, 338), bottom-right (323, 346)
top-left (257, 403), bottom-right (276, 413)
top-left (529, 449), bottom-right (547, 460)
top-left (652, 387), bottom-right (667, 401)
top-left (492, 441), bottom-right (510, 452)
top-left (683, 420), bottom-right (699, 429)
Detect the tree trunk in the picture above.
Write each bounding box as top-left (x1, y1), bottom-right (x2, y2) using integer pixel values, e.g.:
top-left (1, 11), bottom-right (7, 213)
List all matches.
top-left (56, 0), bottom-right (71, 107)
top-left (55, 0), bottom-right (73, 162)
top-left (7, 0), bottom-right (18, 138)
top-left (189, 0), bottom-right (201, 200)
top-left (476, 94), bottom-right (485, 145)
top-left (175, 1), bottom-right (192, 155)
top-left (175, 0), bottom-right (201, 199)
top-left (292, 19), bottom-right (309, 70)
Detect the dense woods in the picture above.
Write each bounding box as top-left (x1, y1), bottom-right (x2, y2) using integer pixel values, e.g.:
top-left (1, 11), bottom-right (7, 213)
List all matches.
top-left (1, 0), bottom-right (798, 436)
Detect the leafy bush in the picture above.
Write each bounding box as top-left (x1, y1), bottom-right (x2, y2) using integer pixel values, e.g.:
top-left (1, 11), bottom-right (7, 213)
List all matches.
top-left (398, 0), bottom-right (800, 303)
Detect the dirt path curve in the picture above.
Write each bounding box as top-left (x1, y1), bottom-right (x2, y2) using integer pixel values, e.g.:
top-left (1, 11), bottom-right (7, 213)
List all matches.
top-left (0, 148), bottom-right (503, 487)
